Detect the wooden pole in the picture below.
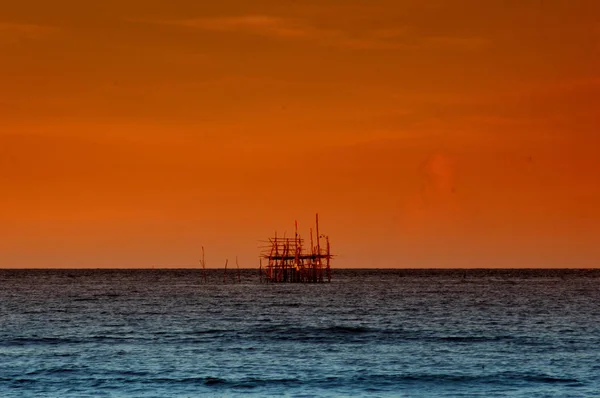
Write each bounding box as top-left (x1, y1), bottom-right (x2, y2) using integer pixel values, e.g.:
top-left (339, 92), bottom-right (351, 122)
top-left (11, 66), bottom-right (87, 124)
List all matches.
top-left (316, 213), bottom-right (320, 258)
top-left (316, 213), bottom-right (321, 282)
top-left (201, 246), bottom-right (207, 283)
top-left (223, 258), bottom-right (228, 283)
top-left (274, 233), bottom-right (279, 282)
top-left (326, 236), bottom-right (331, 283)
top-left (236, 256), bottom-right (241, 283)
top-left (294, 220), bottom-right (300, 283)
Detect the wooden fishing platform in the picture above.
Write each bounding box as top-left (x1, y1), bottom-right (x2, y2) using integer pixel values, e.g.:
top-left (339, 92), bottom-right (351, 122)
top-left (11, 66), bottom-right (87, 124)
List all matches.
top-left (259, 214), bottom-right (332, 283)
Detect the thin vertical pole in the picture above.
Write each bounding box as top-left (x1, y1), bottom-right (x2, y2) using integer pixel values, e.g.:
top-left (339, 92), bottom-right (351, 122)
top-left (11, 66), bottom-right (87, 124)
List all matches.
top-left (294, 221), bottom-right (299, 283)
top-left (298, 233), bottom-right (304, 282)
top-left (268, 238), bottom-right (275, 282)
top-left (236, 256), bottom-right (241, 283)
top-left (316, 213), bottom-right (320, 258)
top-left (274, 232), bottom-right (278, 282)
top-left (326, 236), bottom-right (331, 283)
top-left (295, 220), bottom-right (299, 265)
top-left (309, 227), bottom-right (314, 282)
top-left (223, 259), bottom-right (228, 283)
top-left (316, 213), bottom-right (322, 282)
top-left (201, 246), bottom-right (206, 283)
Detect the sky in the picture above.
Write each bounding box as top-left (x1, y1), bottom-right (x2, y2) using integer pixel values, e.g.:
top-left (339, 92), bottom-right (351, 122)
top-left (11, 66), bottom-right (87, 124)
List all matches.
top-left (1, 0), bottom-right (599, 268)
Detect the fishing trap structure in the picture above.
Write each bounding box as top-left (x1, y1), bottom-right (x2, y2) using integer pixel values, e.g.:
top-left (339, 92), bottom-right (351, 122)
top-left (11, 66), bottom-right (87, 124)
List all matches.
top-left (259, 214), bottom-right (332, 283)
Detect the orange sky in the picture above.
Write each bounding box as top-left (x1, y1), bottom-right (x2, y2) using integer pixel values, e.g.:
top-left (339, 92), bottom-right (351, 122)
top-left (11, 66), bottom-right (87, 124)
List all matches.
top-left (1, 0), bottom-right (599, 268)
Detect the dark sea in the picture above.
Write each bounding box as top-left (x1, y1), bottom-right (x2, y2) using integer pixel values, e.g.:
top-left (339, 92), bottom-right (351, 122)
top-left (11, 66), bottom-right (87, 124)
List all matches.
top-left (1, 269), bottom-right (599, 397)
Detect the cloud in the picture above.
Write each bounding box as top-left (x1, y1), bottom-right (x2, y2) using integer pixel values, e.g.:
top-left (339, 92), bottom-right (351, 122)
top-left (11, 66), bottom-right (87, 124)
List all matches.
top-left (151, 15), bottom-right (335, 42)
top-left (143, 15), bottom-right (484, 51)
top-left (0, 22), bottom-right (58, 45)
top-left (173, 15), bottom-right (320, 39)
top-left (419, 154), bottom-right (457, 208)
top-left (402, 154), bottom-right (461, 231)
top-left (422, 36), bottom-right (489, 51)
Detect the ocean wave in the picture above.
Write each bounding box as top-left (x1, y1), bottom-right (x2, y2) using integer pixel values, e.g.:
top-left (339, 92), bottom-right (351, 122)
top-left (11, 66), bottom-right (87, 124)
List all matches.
top-left (25, 367), bottom-right (80, 376)
top-left (140, 376), bottom-right (302, 388)
top-left (138, 373), bottom-right (584, 389)
top-left (1, 337), bottom-right (80, 346)
top-left (350, 372), bottom-right (582, 386)
top-left (256, 324), bottom-right (371, 335)
top-left (248, 324), bottom-right (374, 343)
top-left (435, 335), bottom-right (514, 343)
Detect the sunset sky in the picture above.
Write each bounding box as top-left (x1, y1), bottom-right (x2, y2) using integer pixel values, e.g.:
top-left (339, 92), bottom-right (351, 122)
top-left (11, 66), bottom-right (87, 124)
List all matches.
top-left (1, 0), bottom-right (599, 268)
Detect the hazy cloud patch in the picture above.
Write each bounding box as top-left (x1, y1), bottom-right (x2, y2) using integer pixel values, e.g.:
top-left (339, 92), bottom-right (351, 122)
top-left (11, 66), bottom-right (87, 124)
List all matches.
top-left (0, 22), bottom-right (59, 45)
top-left (422, 36), bottom-right (489, 51)
top-left (173, 15), bottom-right (317, 38)
top-left (141, 15), bottom-right (484, 51)
top-left (401, 153), bottom-right (462, 234)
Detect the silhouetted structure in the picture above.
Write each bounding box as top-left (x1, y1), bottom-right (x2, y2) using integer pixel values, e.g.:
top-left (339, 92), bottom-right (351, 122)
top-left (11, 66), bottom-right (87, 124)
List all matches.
top-left (259, 214), bottom-right (332, 283)
top-left (200, 246), bottom-right (207, 283)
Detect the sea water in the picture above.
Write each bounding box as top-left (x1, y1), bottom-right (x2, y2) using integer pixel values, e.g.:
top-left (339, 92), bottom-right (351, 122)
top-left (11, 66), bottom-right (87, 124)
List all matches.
top-left (1, 269), bottom-right (599, 397)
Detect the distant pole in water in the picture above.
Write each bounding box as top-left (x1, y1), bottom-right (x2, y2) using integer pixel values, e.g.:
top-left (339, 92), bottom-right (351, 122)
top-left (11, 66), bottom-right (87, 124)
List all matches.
top-left (236, 256), bottom-right (241, 283)
top-left (316, 213), bottom-right (320, 258)
top-left (326, 235), bottom-right (331, 283)
top-left (223, 259), bottom-right (228, 283)
top-left (315, 213), bottom-right (321, 282)
top-left (201, 246), bottom-right (207, 283)
top-left (259, 258), bottom-right (263, 283)
top-left (310, 227), bottom-right (314, 269)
